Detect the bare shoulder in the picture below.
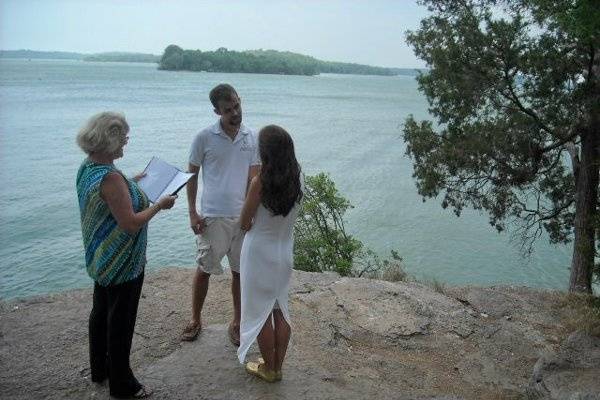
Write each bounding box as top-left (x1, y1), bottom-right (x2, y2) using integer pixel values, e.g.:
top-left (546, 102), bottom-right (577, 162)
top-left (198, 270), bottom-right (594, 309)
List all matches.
top-left (101, 172), bottom-right (128, 195)
top-left (102, 171), bottom-right (124, 184)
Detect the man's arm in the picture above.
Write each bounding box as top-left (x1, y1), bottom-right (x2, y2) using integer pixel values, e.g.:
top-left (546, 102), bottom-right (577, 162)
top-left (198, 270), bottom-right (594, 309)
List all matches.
top-left (187, 163), bottom-right (204, 234)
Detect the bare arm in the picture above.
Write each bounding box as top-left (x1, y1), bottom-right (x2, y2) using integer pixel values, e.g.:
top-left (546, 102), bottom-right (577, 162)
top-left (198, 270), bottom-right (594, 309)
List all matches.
top-left (187, 163), bottom-right (204, 234)
top-left (101, 172), bottom-right (176, 235)
top-left (240, 176), bottom-right (261, 231)
top-left (247, 165), bottom-right (260, 194)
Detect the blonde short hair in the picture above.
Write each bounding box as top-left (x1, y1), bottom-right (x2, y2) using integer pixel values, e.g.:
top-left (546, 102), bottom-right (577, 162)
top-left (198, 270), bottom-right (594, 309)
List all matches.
top-left (76, 112), bottom-right (129, 156)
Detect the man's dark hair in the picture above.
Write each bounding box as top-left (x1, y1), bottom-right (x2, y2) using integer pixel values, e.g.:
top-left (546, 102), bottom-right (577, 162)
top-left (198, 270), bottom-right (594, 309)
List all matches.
top-left (209, 84), bottom-right (238, 109)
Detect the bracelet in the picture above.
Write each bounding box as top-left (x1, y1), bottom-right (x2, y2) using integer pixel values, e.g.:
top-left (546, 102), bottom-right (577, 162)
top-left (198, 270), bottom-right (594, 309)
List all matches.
top-left (154, 203), bottom-right (161, 212)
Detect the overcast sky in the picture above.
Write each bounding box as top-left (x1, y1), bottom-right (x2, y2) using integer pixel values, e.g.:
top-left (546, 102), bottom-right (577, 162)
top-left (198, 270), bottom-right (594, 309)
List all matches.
top-left (0, 0), bottom-right (430, 68)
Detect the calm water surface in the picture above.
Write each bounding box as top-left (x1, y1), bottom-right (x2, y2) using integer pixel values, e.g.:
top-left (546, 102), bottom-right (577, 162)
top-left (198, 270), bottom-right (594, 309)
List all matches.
top-left (0, 59), bottom-right (571, 299)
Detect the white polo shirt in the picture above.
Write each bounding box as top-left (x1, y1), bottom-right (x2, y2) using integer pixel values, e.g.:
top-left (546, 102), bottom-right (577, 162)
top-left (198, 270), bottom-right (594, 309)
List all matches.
top-left (189, 121), bottom-right (260, 217)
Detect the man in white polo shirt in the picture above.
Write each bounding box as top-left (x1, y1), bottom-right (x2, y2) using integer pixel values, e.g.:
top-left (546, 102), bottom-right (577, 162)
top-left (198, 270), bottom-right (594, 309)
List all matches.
top-left (182, 84), bottom-right (260, 345)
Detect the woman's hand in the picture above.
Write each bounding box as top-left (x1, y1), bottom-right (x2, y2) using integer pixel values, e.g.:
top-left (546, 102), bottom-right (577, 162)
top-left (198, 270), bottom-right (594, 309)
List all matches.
top-left (239, 176), bottom-right (261, 232)
top-left (133, 172), bottom-right (146, 182)
top-left (157, 195), bottom-right (177, 210)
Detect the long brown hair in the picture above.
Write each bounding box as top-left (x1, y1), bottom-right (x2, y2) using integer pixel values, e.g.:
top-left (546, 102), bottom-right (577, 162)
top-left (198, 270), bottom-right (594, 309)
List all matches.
top-left (259, 125), bottom-right (302, 216)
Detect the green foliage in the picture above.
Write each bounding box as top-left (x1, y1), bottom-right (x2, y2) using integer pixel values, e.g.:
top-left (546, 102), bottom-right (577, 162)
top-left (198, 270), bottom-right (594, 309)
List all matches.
top-left (159, 45), bottom-right (184, 70)
top-left (318, 60), bottom-right (398, 76)
top-left (403, 0), bottom-right (600, 290)
top-left (294, 173), bottom-right (403, 278)
top-left (158, 46), bottom-right (399, 76)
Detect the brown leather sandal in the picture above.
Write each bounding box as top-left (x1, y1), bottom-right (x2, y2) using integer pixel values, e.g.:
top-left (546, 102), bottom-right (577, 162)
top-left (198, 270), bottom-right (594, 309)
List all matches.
top-left (181, 321), bottom-right (202, 342)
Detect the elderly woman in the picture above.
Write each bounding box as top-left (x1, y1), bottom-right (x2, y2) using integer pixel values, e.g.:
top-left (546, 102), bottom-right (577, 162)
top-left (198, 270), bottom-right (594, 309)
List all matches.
top-left (76, 112), bottom-right (176, 399)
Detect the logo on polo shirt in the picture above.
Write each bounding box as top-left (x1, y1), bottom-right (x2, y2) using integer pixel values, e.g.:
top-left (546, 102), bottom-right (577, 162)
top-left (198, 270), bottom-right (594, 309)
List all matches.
top-left (240, 138), bottom-right (254, 152)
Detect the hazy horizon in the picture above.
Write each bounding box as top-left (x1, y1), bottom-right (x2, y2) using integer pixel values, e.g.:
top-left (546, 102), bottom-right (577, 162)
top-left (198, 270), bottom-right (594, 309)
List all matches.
top-left (0, 0), bottom-right (429, 69)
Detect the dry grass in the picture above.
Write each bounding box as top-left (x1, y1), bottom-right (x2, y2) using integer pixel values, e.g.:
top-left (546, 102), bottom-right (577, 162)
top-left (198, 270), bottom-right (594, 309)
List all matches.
top-left (554, 292), bottom-right (600, 337)
top-left (364, 261), bottom-right (408, 282)
top-left (380, 261), bottom-right (408, 282)
top-left (423, 278), bottom-right (447, 294)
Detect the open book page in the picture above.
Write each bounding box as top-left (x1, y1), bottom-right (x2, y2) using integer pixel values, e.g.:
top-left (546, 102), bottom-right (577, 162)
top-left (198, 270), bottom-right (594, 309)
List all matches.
top-left (158, 170), bottom-right (195, 199)
top-left (137, 157), bottom-right (193, 203)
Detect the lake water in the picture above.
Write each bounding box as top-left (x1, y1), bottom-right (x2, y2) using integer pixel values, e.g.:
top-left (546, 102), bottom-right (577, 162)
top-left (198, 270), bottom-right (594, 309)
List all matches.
top-left (0, 59), bottom-right (572, 299)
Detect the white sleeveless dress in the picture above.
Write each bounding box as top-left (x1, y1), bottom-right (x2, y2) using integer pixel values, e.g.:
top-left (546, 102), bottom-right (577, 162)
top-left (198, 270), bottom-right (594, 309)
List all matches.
top-left (237, 198), bottom-right (300, 363)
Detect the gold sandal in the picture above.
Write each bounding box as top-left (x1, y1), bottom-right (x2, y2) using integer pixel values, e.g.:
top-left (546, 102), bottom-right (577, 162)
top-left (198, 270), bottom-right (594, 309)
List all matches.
top-left (256, 357), bottom-right (282, 381)
top-left (245, 361), bottom-right (278, 383)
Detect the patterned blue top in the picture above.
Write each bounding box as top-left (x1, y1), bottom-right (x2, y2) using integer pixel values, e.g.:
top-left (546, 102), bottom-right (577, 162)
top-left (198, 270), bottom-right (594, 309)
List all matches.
top-left (76, 159), bottom-right (149, 286)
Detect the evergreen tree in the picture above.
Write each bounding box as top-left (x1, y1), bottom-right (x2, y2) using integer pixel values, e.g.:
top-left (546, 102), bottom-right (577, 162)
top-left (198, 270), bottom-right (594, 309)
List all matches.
top-left (403, 0), bottom-right (600, 293)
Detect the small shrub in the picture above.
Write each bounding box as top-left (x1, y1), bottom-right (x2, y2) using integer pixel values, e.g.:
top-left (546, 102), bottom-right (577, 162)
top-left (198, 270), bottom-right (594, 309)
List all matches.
top-left (381, 260), bottom-right (408, 282)
top-left (294, 173), bottom-right (402, 278)
top-left (364, 250), bottom-right (407, 282)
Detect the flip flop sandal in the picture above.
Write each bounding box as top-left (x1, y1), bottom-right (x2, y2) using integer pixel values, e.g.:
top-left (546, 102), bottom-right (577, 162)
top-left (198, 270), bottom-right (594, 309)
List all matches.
top-left (132, 385), bottom-right (153, 399)
top-left (181, 321), bottom-right (202, 342)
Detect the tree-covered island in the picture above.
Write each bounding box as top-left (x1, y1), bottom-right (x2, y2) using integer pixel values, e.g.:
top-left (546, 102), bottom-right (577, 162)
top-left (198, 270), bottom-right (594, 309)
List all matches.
top-left (158, 45), bottom-right (414, 76)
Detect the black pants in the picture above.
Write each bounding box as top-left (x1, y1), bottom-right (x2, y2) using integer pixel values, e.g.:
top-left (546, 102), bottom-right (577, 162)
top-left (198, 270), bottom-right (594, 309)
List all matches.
top-left (89, 273), bottom-right (144, 398)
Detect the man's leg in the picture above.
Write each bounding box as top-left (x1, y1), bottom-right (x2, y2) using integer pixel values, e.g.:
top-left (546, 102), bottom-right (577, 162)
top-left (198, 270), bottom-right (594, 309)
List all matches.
top-left (229, 269), bottom-right (241, 345)
top-left (228, 217), bottom-right (244, 346)
top-left (182, 267), bottom-right (210, 341)
top-left (184, 219), bottom-right (223, 342)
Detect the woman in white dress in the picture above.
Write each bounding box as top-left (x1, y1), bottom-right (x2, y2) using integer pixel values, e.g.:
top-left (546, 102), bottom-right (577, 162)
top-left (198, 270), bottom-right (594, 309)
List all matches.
top-left (237, 125), bottom-right (303, 383)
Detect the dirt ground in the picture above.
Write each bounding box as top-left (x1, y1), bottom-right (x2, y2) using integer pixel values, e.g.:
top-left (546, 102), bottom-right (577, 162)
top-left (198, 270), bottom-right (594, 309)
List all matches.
top-left (1, 268), bottom-right (597, 399)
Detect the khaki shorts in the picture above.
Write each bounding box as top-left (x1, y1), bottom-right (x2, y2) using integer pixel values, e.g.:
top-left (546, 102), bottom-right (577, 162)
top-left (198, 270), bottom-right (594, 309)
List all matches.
top-left (196, 217), bottom-right (244, 275)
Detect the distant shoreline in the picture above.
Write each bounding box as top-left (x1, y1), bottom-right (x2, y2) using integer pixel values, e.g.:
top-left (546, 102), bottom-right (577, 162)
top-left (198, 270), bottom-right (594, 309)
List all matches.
top-left (0, 49), bottom-right (425, 77)
top-left (0, 50), bottom-right (159, 63)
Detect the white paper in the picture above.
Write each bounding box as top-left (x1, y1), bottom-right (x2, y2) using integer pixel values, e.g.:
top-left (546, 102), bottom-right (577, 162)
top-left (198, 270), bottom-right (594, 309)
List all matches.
top-left (137, 157), bottom-right (195, 203)
top-left (159, 172), bottom-right (194, 199)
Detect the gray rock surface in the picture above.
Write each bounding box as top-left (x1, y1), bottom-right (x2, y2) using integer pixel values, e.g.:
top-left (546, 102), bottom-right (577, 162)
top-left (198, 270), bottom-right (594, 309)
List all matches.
top-left (0, 268), bottom-right (597, 399)
top-left (528, 331), bottom-right (600, 400)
